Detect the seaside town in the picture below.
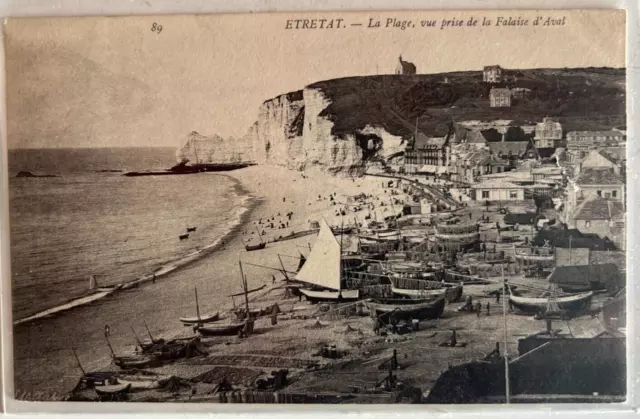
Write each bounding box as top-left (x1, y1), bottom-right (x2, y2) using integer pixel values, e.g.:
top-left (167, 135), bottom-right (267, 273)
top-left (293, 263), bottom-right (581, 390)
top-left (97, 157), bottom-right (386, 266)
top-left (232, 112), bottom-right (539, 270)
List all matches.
top-left (13, 61), bottom-right (627, 404)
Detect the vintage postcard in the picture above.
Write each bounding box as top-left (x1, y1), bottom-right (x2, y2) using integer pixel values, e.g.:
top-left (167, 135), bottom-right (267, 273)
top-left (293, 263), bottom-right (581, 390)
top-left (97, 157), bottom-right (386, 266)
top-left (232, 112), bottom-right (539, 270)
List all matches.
top-left (4, 9), bottom-right (626, 405)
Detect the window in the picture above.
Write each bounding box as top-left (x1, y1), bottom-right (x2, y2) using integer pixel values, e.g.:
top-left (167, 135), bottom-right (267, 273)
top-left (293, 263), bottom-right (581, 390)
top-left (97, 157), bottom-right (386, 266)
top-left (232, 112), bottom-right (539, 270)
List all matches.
top-left (482, 191), bottom-right (490, 199)
top-left (509, 190), bottom-right (518, 199)
top-left (597, 190), bottom-right (602, 197)
top-left (613, 190), bottom-right (618, 198)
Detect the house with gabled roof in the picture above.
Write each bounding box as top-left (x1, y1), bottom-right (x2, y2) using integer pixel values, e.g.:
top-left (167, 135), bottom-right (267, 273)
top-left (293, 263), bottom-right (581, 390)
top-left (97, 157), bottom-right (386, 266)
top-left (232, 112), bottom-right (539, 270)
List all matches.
top-left (571, 197), bottom-right (625, 250)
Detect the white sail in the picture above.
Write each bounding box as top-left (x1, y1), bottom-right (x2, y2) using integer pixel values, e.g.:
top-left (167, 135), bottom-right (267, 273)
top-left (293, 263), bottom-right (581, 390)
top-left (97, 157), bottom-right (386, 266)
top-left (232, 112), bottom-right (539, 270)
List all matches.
top-left (295, 219), bottom-right (341, 290)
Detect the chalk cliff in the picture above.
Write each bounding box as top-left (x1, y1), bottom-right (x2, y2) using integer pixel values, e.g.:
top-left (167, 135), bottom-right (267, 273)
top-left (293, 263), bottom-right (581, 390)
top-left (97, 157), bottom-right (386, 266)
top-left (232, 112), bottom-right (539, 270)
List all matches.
top-left (181, 69), bottom-right (625, 175)
top-left (243, 86), bottom-right (405, 175)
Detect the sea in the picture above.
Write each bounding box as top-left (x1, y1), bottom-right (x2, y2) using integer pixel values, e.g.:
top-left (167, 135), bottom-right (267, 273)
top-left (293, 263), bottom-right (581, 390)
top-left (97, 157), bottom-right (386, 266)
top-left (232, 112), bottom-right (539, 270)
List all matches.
top-left (8, 147), bottom-right (252, 321)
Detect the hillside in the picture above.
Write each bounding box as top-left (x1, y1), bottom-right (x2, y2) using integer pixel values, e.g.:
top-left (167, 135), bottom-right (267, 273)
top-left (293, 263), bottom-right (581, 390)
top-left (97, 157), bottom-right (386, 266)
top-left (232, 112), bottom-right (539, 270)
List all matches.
top-left (239, 67), bottom-right (625, 174)
top-left (309, 67), bottom-right (625, 138)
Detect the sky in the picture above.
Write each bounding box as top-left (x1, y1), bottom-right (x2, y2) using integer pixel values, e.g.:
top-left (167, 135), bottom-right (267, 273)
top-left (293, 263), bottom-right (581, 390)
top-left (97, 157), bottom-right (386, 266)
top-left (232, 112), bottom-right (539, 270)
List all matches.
top-left (5, 10), bottom-right (625, 149)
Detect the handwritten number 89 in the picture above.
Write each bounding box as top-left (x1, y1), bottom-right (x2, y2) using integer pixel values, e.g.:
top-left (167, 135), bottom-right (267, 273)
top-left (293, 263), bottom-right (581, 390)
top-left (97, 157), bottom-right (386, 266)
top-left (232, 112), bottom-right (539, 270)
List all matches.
top-left (151, 23), bottom-right (163, 34)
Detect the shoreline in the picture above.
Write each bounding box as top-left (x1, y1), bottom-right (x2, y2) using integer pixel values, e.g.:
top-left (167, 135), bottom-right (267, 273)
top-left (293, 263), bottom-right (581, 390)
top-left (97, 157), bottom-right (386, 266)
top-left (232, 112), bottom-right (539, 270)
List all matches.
top-left (12, 165), bottom-right (397, 398)
top-left (13, 173), bottom-right (263, 326)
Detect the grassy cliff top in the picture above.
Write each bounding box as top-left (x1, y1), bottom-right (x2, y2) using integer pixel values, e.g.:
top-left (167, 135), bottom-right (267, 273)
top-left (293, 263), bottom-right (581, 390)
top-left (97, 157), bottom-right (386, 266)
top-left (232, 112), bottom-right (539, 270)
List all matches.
top-left (295, 67), bottom-right (625, 138)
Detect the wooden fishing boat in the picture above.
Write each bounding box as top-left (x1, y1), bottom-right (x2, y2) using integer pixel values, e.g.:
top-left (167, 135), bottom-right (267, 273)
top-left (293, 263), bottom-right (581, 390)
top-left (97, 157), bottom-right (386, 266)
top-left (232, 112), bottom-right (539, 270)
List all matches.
top-left (179, 233), bottom-right (189, 240)
top-left (179, 312), bottom-right (219, 325)
top-left (331, 226), bottom-right (353, 235)
top-left (94, 383), bottom-right (132, 396)
top-left (367, 296), bottom-right (446, 321)
top-left (371, 297), bottom-right (432, 305)
top-left (299, 288), bottom-right (360, 303)
top-left (187, 226), bottom-right (197, 232)
top-left (195, 322), bottom-right (246, 337)
top-left (113, 377), bottom-right (163, 391)
top-left (509, 290), bottom-right (594, 315)
top-left (445, 283), bottom-right (464, 303)
top-left (390, 285), bottom-right (447, 299)
top-left (113, 354), bottom-right (160, 369)
top-left (245, 241), bottom-right (266, 251)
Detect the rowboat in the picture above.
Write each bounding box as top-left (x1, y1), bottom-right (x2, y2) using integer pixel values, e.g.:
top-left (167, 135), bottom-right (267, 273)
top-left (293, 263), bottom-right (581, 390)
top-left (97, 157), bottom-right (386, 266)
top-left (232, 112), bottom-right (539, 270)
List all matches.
top-left (299, 289), bottom-right (360, 303)
top-left (195, 322), bottom-right (246, 337)
top-left (367, 296), bottom-right (446, 321)
top-left (113, 354), bottom-right (160, 369)
top-left (509, 290), bottom-right (594, 315)
top-left (179, 312), bottom-right (219, 325)
top-left (245, 242), bottom-right (266, 251)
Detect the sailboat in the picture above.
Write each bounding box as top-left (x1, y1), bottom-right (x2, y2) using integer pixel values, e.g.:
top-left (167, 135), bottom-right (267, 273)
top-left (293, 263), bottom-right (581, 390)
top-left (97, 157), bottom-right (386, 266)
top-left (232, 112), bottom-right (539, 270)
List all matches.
top-left (195, 262), bottom-right (249, 336)
top-left (296, 219), bottom-right (360, 303)
top-left (179, 286), bottom-right (220, 325)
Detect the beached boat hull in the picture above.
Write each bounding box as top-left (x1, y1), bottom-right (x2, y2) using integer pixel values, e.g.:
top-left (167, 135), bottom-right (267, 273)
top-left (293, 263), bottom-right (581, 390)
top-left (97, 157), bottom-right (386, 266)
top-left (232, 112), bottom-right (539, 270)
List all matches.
top-left (113, 355), bottom-right (160, 369)
top-left (509, 291), bottom-right (594, 315)
top-left (391, 286), bottom-right (446, 299)
top-left (367, 296), bottom-right (446, 321)
top-left (299, 289), bottom-right (360, 303)
top-left (179, 312), bottom-right (220, 325)
top-left (196, 323), bottom-right (246, 337)
top-left (445, 284), bottom-right (464, 303)
top-left (245, 242), bottom-right (266, 251)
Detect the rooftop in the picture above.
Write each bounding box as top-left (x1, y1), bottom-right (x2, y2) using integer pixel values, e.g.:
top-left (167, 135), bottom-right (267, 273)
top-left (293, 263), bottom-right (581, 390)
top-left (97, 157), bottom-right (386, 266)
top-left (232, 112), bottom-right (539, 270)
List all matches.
top-left (575, 168), bottom-right (623, 185)
top-left (567, 130), bottom-right (625, 138)
top-left (412, 134), bottom-right (447, 150)
top-left (471, 179), bottom-right (524, 189)
top-left (574, 197), bottom-right (625, 221)
top-left (490, 88), bottom-right (511, 96)
top-left (488, 141), bottom-right (530, 156)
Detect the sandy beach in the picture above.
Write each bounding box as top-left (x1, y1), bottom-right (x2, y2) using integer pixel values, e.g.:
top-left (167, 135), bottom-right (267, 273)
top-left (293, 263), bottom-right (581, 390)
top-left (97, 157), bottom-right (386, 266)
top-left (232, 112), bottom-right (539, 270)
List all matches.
top-left (12, 165), bottom-right (393, 398)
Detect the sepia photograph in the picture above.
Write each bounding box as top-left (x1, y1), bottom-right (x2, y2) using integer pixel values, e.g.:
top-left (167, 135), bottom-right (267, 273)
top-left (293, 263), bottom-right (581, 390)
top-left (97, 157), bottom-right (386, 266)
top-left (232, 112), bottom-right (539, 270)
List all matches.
top-left (4, 9), bottom-right (627, 404)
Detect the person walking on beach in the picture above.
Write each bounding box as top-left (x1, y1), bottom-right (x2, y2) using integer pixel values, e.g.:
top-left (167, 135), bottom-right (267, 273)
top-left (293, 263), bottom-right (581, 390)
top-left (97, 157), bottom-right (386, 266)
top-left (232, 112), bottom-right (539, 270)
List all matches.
top-left (486, 302), bottom-right (491, 316)
top-left (272, 275), bottom-right (276, 285)
top-left (476, 302), bottom-right (481, 317)
top-left (496, 291), bottom-right (501, 304)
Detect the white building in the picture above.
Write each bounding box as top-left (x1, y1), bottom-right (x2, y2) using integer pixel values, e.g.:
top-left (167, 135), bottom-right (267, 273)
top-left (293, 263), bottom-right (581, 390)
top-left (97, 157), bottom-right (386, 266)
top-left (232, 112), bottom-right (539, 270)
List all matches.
top-left (471, 179), bottom-right (526, 201)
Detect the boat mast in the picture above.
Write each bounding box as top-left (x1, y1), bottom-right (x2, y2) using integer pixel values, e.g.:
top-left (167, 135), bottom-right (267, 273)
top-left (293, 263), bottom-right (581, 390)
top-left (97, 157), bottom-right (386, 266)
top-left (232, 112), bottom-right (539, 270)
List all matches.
top-left (339, 218), bottom-right (344, 290)
top-left (277, 254), bottom-right (290, 281)
top-left (71, 348), bottom-right (86, 376)
top-left (194, 286), bottom-right (201, 322)
top-left (143, 320), bottom-right (155, 343)
top-left (239, 261), bottom-right (250, 318)
top-left (501, 264), bottom-right (510, 404)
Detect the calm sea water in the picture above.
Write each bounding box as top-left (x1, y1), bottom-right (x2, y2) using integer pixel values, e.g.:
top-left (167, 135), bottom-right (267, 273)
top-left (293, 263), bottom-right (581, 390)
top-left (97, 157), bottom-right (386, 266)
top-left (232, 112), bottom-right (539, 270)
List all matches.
top-left (8, 148), bottom-right (249, 319)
